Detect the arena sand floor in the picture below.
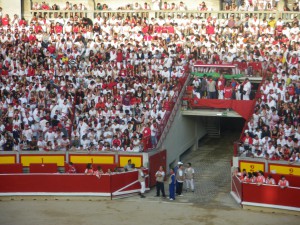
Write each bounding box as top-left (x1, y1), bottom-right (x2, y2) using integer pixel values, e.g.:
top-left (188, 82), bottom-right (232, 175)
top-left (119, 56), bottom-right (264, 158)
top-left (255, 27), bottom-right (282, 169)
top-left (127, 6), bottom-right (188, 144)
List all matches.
top-left (0, 133), bottom-right (299, 225)
top-left (0, 198), bottom-right (298, 225)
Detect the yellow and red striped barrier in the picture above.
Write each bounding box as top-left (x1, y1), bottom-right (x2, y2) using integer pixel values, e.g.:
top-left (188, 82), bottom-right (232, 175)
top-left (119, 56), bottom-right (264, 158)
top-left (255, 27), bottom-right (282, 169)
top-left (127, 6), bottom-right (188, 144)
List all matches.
top-left (239, 160), bottom-right (265, 173)
top-left (20, 154), bottom-right (66, 167)
top-left (69, 154), bottom-right (115, 164)
top-left (269, 164), bottom-right (300, 176)
top-left (0, 154), bottom-right (16, 164)
top-left (118, 155), bottom-right (143, 168)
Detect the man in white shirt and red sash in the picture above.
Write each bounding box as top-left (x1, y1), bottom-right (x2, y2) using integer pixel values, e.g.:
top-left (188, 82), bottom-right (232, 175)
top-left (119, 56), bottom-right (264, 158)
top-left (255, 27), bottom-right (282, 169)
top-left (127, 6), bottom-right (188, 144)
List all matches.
top-left (278, 176), bottom-right (289, 189)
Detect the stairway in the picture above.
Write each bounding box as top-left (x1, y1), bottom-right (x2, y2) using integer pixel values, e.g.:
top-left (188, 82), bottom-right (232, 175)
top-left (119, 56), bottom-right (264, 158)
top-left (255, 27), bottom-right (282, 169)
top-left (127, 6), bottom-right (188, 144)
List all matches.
top-left (178, 131), bottom-right (238, 205)
top-left (203, 117), bottom-right (220, 138)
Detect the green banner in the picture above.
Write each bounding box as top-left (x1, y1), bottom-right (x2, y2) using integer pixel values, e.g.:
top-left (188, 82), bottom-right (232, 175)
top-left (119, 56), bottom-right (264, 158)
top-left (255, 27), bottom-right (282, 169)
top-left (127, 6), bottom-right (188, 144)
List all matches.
top-left (191, 72), bottom-right (243, 79)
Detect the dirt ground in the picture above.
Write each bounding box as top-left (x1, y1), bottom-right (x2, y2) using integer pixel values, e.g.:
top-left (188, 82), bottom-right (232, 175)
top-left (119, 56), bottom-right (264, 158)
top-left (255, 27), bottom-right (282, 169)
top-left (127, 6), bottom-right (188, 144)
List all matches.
top-left (0, 198), bottom-right (299, 225)
top-left (1, 134), bottom-right (299, 225)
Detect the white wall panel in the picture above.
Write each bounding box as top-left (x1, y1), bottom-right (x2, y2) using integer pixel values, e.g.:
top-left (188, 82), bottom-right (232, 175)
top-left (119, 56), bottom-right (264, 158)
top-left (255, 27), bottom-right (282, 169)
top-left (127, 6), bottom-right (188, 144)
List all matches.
top-left (2, 0), bottom-right (22, 20)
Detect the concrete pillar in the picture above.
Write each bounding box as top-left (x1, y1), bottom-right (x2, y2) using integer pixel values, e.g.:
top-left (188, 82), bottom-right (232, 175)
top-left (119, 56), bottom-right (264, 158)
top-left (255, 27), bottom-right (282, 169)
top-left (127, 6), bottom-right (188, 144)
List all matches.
top-left (23, 0), bottom-right (32, 20)
top-left (192, 117), bottom-right (199, 151)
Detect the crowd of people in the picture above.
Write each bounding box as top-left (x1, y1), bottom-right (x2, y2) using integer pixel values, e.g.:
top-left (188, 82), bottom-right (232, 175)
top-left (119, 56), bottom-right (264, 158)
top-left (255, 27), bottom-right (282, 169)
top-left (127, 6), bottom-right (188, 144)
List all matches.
top-left (0, 5), bottom-right (191, 152)
top-left (31, 1), bottom-right (208, 11)
top-left (223, 0), bottom-right (282, 11)
top-left (190, 75), bottom-right (252, 100)
top-left (32, 1), bottom-right (87, 11)
top-left (0, 1), bottom-right (300, 155)
top-left (155, 162), bottom-right (195, 200)
top-left (240, 71), bottom-right (300, 162)
top-left (236, 169), bottom-right (290, 188)
top-left (30, 0), bottom-right (294, 12)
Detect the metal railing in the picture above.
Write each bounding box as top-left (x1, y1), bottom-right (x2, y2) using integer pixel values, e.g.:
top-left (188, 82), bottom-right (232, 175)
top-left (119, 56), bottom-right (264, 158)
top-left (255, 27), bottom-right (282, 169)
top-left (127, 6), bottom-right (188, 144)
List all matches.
top-left (28, 9), bottom-right (300, 21)
top-left (155, 70), bottom-right (191, 151)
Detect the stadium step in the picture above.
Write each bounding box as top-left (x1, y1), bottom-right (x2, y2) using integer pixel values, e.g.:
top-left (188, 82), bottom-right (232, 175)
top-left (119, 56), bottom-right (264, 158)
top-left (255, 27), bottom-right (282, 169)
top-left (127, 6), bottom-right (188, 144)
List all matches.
top-left (179, 131), bottom-right (240, 206)
top-left (203, 117), bottom-right (220, 138)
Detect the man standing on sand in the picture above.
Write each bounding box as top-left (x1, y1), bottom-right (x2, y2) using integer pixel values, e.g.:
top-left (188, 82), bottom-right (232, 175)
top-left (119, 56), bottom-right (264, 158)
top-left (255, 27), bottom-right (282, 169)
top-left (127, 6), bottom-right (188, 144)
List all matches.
top-left (185, 163), bottom-right (195, 192)
top-left (176, 164), bottom-right (184, 196)
top-left (168, 168), bottom-right (176, 200)
top-left (174, 161), bottom-right (183, 193)
top-left (155, 166), bottom-right (166, 198)
top-left (138, 166), bottom-right (146, 198)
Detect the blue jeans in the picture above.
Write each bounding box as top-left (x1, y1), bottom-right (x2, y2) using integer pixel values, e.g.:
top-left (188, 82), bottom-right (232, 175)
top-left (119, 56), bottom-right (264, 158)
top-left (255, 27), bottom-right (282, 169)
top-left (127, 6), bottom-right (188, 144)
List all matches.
top-left (208, 91), bottom-right (217, 99)
top-left (151, 135), bottom-right (157, 148)
top-left (169, 183), bottom-right (175, 199)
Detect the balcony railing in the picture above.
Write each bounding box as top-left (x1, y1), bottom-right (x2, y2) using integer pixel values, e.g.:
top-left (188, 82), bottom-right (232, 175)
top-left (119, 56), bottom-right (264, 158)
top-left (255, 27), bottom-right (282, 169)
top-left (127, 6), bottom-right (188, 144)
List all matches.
top-left (29, 9), bottom-right (300, 21)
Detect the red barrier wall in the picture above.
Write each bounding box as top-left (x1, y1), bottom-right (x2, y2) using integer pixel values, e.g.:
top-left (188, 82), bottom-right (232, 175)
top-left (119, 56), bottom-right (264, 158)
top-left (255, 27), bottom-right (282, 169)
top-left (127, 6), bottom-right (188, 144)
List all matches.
top-left (231, 175), bottom-right (300, 210)
top-left (190, 99), bottom-right (255, 120)
top-left (0, 169), bottom-right (149, 196)
top-left (242, 183), bottom-right (300, 208)
top-left (0, 174), bottom-right (111, 193)
top-left (148, 150), bottom-right (167, 187)
top-left (0, 164), bottom-right (23, 174)
top-left (231, 175), bottom-right (242, 201)
top-left (29, 163), bottom-right (58, 173)
top-left (110, 171), bottom-right (140, 194)
top-left (110, 169), bottom-right (149, 196)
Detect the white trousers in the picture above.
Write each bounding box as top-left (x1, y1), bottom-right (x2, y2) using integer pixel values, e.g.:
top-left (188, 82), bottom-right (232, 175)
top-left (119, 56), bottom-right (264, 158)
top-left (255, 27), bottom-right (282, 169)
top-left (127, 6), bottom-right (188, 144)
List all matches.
top-left (218, 90), bottom-right (224, 99)
top-left (185, 179), bottom-right (194, 191)
top-left (243, 94), bottom-right (250, 100)
top-left (140, 181), bottom-right (145, 194)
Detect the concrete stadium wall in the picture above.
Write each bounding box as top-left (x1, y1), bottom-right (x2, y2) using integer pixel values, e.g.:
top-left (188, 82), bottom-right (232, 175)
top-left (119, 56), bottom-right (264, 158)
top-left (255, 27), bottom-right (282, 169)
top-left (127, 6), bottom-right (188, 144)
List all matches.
top-left (1, 0), bottom-right (22, 20)
top-left (162, 109), bottom-right (207, 169)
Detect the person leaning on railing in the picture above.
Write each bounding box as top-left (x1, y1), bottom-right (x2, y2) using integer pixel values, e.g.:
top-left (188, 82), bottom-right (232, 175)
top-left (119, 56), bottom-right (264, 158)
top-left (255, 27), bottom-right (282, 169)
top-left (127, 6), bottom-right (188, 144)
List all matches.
top-left (96, 3), bottom-right (103, 10)
top-left (256, 171), bottom-right (266, 186)
top-left (278, 175), bottom-right (289, 188)
top-left (40, 2), bottom-right (51, 10)
top-left (197, 2), bottom-right (208, 11)
top-left (52, 4), bottom-right (59, 10)
top-left (32, 2), bottom-right (41, 10)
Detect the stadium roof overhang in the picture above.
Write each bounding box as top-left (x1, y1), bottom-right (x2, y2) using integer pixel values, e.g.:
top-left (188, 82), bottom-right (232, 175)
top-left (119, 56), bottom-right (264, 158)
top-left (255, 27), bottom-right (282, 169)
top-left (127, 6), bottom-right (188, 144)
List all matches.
top-left (182, 109), bottom-right (242, 118)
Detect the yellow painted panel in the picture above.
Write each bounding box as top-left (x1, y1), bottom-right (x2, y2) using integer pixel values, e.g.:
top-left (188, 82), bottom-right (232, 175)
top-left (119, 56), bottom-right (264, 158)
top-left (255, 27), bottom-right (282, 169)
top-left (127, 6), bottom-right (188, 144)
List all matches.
top-left (0, 156), bottom-right (16, 164)
top-left (270, 165), bottom-right (300, 176)
top-left (70, 155), bottom-right (114, 164)
top-left (119, 156), bottom-right (142, 168)
top-left (21, 155), bottom-right (65, 166)
top-left (240, 161), bottom-right (265, 173)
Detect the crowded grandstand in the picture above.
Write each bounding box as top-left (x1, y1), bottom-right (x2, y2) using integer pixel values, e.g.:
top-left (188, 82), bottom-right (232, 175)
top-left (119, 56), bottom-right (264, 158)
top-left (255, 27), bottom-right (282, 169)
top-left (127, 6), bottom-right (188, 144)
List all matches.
top-left (0, 0), bottom-right (299, 165)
